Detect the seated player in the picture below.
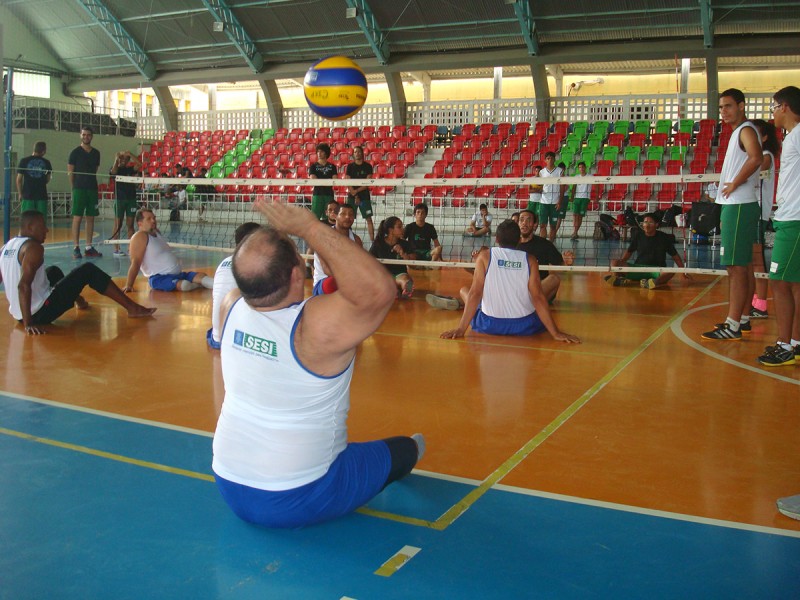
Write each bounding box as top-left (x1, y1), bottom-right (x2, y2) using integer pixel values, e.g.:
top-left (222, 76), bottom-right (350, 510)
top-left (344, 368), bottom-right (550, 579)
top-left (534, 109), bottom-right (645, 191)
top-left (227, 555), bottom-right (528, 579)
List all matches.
top-left (465, 204), bottom-right (492, 237)
top-left (207, 222), bottom-right (261, 350)
top-left (604, 213), bottom-right (689, 289)
top-left (123, 209), bottom-right (214, 292)
top-left (404, 203), bottom-right (442, 262)
top-left (0, 211), bottom-right (155, 335)
top-left (313, 203), bottom-right (363, 296)
top-left (323, 199), bottom-right (340, 226)
top-left (369, 216), bottom-right (415, 299)
top-left (517, 209), bottom-right (574, 302)
top-left (438, 219), bottom-right (580, 342)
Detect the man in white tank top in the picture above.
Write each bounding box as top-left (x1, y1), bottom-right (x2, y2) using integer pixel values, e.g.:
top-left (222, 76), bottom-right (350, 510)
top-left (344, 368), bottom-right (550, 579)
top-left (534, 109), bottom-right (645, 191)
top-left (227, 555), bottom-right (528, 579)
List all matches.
top-left (123, 209), bottom-right (214, 293)
top-left (212, 201), bottom-right (424, 529)
top-left (207, 222), bottom-right (260, 350)
top-left (439, 219), bottom-right (580, 343)
top-left (701, 89), bottom-right (764, 341)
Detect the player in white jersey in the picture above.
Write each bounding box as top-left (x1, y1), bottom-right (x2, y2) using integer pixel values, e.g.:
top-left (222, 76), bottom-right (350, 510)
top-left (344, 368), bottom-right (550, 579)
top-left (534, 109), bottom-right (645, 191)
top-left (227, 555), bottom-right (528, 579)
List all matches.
top-left (701, 89), bottom-right (763, 341)
top-left (123, 209), bottom-right (214, 293)
top-left (758, 86), bottom-right (800, 368)
top-left (439, 219), bottom-right (580, 342)
top-left (212, 200), bottom-right (424, 528)
top-left (312, 203), bottom-right (363, 296)
top-left (0, 211), bottom-right (154, 334)
top-left (206, 222), bottom-right (260, 350)
top-left (538, 152), bottom-right (567, 241)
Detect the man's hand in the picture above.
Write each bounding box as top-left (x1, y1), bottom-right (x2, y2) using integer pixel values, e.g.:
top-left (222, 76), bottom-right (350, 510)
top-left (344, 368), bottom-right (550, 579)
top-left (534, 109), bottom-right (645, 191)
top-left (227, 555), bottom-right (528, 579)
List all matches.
top-left (253, 198), bottom-right (317, 237)
top-left (552, 331), bottom-right (581, 343)
top-left (122, 285), bottom-right (134, 293)
top-left (24, 324), bottom-right (46, 336)
top-left (440, 327), bottom-right (466, 339)
top-left (721, 182), bottom-right (737, 198)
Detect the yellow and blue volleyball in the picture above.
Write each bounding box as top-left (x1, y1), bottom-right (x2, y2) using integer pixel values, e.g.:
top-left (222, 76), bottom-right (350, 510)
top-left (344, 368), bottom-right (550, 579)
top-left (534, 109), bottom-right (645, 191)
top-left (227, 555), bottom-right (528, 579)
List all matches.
top-left (304, 56), bottom-right (368, 121)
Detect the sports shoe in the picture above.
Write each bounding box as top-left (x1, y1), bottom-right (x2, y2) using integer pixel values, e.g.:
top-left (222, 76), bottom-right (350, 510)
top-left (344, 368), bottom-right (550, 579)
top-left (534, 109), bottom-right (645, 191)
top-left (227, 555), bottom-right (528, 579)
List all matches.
top-left (84, 246), bottom-right (103, 258)
top-left (716, 320), bottom-right (749, 333)
top-left (570, 233), bottom-right (579, 241)
top-left (411, 433), bottom-right (426, 461)
top-left (604, 275), bottom-right (624, 287)
top-left (426, 293), bottom-right (460, 311)
top-left (400, 279), bottom-right (414, 299)
top-left (72, 246), bottom-right (82, 259)
top-left (758, 344), bottom-right (796, 367)
top-left (701, 322), bottom-right (742, 341)
top-left (777, 494), bottom-right (800, 520)
top-left (639, 278), bottom-right (657, 290)
top-left (113, 249), bottom-right (127, 257)
top-left (749, 306), bottom-right (768, 319)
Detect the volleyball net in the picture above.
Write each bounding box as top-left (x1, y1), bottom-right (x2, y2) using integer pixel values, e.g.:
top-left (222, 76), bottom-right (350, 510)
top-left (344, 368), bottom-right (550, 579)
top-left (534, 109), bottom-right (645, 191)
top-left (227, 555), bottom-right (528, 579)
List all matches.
top-left (105, 172), bottom-right (775, 276)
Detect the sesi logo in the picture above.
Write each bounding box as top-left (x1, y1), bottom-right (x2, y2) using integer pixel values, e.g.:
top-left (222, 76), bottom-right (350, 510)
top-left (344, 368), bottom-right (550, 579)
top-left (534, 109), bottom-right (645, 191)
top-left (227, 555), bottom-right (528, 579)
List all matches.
top-left (497, 259), bottom-right (522, 269)
top-left (233, 330), bottom-right (278, 358)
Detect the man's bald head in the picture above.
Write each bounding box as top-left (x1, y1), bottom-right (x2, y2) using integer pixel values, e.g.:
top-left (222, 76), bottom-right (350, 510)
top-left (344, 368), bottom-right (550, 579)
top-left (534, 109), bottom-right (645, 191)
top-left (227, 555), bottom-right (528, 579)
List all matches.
top-left (232, 226), bottom-right (301, 308)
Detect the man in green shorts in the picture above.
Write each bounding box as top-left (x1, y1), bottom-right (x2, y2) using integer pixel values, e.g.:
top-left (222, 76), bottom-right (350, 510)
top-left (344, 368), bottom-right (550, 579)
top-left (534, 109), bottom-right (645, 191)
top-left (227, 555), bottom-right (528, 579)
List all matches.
top-left (570, 162), bottom-right (591, 240)
top-left (109, 151), bottom-right (142, 256)
top-left (67, 127), bottom-right (102, 259)
top-left (538, 152), bottom-right (567, 242)
top-left (16, 141), bottom-right (52, 215)
top-left (759, 86), bottom-right (800, 366)
top-left (527, 164), bottom-right (542, 229)
top-left (701, 89), bottom-right (763, 341)
top-left (309, 143), bottom-right (337, 222)
top-left (346, 145), bottom-right (375, 242)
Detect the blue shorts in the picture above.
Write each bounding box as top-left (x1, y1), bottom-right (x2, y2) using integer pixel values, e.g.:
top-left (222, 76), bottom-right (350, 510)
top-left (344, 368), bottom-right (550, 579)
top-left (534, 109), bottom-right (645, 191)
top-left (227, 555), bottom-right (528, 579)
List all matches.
top-left (471, 309), bottom-right (545, 336)
top-left (148, 271), bottom-right (197, 291)
top-left (206, 327), bottom-right (221, 350)
top-left (214, 440), bottom-right (392, 529)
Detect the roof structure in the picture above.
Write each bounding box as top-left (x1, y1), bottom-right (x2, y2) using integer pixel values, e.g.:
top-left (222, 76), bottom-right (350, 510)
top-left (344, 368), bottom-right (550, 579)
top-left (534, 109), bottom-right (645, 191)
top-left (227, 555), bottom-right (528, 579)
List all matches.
top-left (3, 0), bottom-right (799, 93)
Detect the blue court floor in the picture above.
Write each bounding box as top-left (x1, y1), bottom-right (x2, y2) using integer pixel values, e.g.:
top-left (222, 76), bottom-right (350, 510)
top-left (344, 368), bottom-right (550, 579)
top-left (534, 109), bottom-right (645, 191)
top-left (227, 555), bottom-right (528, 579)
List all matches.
top-left (1, 392), bottom-right (798, 599)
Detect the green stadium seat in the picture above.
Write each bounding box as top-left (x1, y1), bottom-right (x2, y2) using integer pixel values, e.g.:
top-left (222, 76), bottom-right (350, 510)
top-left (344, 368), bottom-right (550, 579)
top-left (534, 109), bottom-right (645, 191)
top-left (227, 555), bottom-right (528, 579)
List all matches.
top-left (655, 120), bottom-right (672, 135)
top-left (624, 146), bottom-right (641, 163)
top-left (602, 145), bottom-right (619, 162)
top-left (613, 120), bottom-right (631, 136)
top-left (634, 120), bottom-right (651, 136)
top-left (209, 165), bottom-right (222, 178)
top-left (224, 165), bottom-right (236, 177)
top-left (592, 121), bottom-right (610, 138)
top-left (262, 128), bottom-right (276, 139)
top-left (646, 146), bottom-right (665, 162)
top-left (678, 119), bottom-right (695, 135)
top-left (223, 154), bottom-right (236, 167)
top-left (250, 128), bottom-right (262, 139)
top-left (559, 148), bottom-right (576, 166)
top-left (668, 146), bottom-right (687, 161)
top-left (578, 149), bottom-right (596, 169)
top-left (572, 121), bottom-right (589, 140)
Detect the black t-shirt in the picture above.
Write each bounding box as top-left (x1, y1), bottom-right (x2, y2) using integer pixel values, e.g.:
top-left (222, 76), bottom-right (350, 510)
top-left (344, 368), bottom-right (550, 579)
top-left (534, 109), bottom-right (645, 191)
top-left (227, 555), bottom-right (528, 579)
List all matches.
top-left (404, 222), bottom-right (438, 253)
top-left (369, 238), bottom-right (412, 276)
top-left (309, 161), bottom-right (337, 197)
top-left (68, 146), bottom-right (101, 190)
top-left (628, 230), bottom-right (677, 267)
top-left (114, 164), bottom-right (140, 200)
top-left (345, 161), bottom-right (373, 202)
top-left (17, 155), bottom-right (53, 200)
top-left (517, 236), bottom-right (563, 279)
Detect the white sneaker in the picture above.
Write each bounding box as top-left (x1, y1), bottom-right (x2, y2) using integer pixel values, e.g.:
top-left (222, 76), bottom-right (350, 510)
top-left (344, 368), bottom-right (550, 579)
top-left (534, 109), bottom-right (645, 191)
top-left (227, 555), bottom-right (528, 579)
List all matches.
top-left (777, 494), bottom-right (800, 520)
top-left (113, 250), bottom-right (127, 257)
top-left (426, 293), bottom-right (460, 310)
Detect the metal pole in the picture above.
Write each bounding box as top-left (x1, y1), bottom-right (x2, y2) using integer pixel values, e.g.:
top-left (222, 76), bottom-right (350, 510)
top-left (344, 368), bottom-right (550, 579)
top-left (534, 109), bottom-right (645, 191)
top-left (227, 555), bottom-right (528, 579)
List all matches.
top-left (3, 67), bottom-right (13, 243)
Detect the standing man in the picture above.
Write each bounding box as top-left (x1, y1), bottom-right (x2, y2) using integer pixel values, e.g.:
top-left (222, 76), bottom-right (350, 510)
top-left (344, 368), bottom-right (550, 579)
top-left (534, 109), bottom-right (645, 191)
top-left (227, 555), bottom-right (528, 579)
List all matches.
top-left (68, 126), bottom-right (103, 259)
top-left (16, 141), bottom-right (52, 215)
top-left (439, 219), bottom-right (580, 342)
top-left (109, 151), bottom-right (142, 256)
top-left (345, 145), bottom-right (375, 242)
top-left (758, 86), bottom-right (800, 367)
top-left (0, 211), bottom-right (155, 335)
top-left (570, 162), bottom-right (591, 240)
top-left (539, 152), bottom-right (567, 241)
top-left (701, 89), bottom-right (763, 341)
top-left (309, 143), bottom-right (337, 221)
top-left (212, 200), bottom-right (424, 529)
top-left (123, 209), bottom-right (213, 293)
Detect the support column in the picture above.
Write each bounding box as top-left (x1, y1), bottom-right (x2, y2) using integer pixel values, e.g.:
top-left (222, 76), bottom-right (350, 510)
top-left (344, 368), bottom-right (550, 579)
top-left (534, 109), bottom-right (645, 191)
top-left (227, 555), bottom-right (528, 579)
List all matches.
top-left (530, 62), bottom-right (550, 123)
top-left (705, 55), bottom-right (719, 120)
top-left (153, 86), bottom-right (178, 132)
top-left (258, 79), bottom-right (283, 130)
top-left (385, 71), bottom-right (407, 126)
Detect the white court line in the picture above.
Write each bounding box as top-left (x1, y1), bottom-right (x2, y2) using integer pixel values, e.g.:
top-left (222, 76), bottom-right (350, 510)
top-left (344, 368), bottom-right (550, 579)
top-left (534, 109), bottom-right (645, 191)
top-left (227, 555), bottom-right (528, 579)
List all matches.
top-left (671, 302), bottom-right (800, 386)
top-left (493, 483), bottom-right (800, 539)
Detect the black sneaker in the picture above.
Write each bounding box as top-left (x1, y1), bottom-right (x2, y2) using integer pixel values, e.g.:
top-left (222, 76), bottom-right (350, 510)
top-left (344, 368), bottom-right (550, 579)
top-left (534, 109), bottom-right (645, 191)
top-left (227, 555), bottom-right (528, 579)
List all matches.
top-left (715, 320), bottom-right (750, 334)
top-left (701, 322), bottom-right (742, 341)
top-left (72, 246), bottom-right (82, 260)
top-left (749, 306), bottom-right (768, 319)
top-left (758, 345), bottom-right (796, 367)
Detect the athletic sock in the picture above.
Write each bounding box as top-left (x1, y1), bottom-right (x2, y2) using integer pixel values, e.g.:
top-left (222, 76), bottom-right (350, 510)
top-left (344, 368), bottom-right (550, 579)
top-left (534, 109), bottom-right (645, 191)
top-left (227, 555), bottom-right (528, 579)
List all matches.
top-left (752, 297), bottom-right (768, 311)
top-left (792, 339), bottom-right (800, 349)
top-left (178, 280), bottom-right (201, 291)
top-left (778, 340), bottom-right (793, 352)
top-left (201, 276), bottom-right (214, 289)
top-left (411, 433), bottom-right (426, 461)
top-left (740, 315), bottom-right (750, 325)
top-left (725, 317), bottom-right (740, 332)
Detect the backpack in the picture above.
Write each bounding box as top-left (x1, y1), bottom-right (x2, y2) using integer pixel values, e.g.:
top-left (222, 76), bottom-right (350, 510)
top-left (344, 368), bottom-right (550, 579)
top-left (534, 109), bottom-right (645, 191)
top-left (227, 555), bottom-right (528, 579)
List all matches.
top-left (624, 206), bottom-right (641, 227)
top-left (594, 215), bottom-right (621, 241)
top-left (169, 208), bottom-right (181, 222)
top-left (661, 204), bottom-right (682, 227)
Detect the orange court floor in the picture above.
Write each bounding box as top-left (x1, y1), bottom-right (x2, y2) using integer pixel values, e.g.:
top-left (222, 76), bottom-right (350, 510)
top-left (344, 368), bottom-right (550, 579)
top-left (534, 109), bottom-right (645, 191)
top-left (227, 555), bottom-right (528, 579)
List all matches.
top-left (0, 245), bottom-right (797, 537)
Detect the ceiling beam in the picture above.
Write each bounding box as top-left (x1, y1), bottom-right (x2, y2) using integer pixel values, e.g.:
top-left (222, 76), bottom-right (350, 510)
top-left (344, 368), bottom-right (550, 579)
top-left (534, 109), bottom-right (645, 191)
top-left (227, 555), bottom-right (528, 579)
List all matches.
top-left (511, 0), bottom-right (539, 55)
top-left (344, 0), bottom-right (390, 65)
top-left (200, 0), bottom-right (264, 73)
top-left (74, 0), bottom-right (156, 80)
top-left (699, 0), bottom-right (714, 48)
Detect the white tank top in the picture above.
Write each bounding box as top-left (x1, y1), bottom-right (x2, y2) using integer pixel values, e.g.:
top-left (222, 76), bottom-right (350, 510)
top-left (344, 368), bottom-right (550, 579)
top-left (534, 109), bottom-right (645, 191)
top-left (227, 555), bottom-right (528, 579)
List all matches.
top-left (760, 150), bottom-right (776, 221)
top-left (0, 237), bottom-right (50, 320)
top-left (140, 233), bottom-right (181, 277)
top-left (212, 298), bottom-right (354, 491)
top-left (718, 122), bottom-right (761, 205)
top-left (481, 247), bottom-right (534, 319)
top-left (210, 255), bottom-right (235, 344)
top-left (313, 228), bottom-right (355, 284)
top-left (775, 127), bottom-right (800, 222)
top-left (540, 166), bottom-right (563, 204)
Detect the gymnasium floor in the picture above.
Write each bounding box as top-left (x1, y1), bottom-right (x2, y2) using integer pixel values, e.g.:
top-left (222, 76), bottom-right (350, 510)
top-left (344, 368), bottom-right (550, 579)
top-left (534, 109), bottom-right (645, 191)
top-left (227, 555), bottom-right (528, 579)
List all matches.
top-left (0, 219), bottom-right (798, 598)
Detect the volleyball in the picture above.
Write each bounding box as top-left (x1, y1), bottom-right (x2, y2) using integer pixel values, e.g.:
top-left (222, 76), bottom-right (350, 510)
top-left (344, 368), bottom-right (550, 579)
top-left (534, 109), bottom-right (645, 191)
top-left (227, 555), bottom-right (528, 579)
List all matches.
top-left (303, 56), bottom-right (368, 121)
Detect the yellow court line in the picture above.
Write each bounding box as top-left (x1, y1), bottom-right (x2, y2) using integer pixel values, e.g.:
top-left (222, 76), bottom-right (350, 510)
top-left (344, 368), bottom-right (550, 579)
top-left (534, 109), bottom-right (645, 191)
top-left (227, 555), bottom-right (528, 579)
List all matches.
top-left (0, 426), bottom-right (215, 483)
top-left (431, 277), bottom-right (722, 530)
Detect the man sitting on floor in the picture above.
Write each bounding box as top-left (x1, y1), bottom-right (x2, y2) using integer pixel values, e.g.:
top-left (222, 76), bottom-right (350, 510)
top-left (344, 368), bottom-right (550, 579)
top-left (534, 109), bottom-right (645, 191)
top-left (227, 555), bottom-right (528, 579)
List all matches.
top-left (123, 208), bottom-right (213, 293)
top-left (0, 211), bottom-right (155, 335)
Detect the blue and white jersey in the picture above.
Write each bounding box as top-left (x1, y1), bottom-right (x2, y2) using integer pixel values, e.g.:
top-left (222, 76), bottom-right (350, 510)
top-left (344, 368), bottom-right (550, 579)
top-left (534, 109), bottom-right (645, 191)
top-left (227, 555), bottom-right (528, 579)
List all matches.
top-left (481, 247), bottom-right (534, 319)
